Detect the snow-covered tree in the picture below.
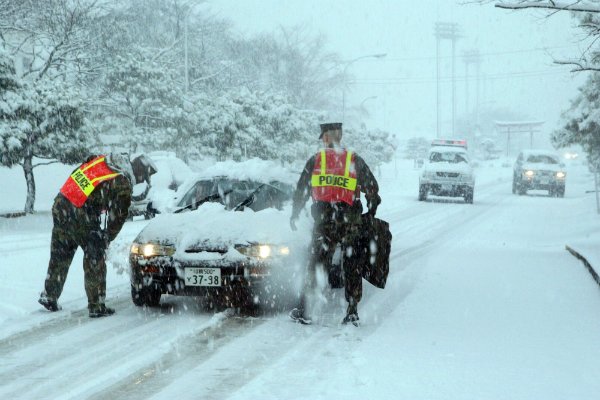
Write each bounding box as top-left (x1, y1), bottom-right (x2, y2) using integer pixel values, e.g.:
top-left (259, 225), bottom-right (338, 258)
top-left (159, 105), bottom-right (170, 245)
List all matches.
top-left (0, 0), bottom-right (107, 82)
top-left (0, 48), bottom-right (88, 213)
top-left (552, 72), bottom-right (600, 169)
top-left (94, 54), bottom-right (189, 154)
top-left (226, 26), bottom-right (343, 112)
top-left (181, 89), bottom-right (322, 164)
top-left (344, 126), bottom-right (397, 168)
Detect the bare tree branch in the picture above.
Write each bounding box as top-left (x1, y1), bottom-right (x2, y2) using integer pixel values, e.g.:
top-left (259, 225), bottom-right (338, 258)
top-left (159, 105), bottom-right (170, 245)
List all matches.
top-left (495, 1), bottom-right (600, 13)
top-left (32, 160), bottom-right (60, 168)
top-left (554, 59), bottom-right (600, 71)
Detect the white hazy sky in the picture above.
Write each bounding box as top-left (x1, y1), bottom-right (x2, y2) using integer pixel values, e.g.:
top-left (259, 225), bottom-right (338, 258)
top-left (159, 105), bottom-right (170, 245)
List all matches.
top-left (207, 0), bottom-right (588, 141)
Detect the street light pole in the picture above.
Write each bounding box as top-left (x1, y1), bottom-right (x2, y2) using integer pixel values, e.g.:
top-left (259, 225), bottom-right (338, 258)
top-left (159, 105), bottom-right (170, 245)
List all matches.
top-left (342, 53), bottom-right (386, 122)
top-left (184, 15), bottom-right (189, 93)
top-left (360, 95), bottom-right (377, 109)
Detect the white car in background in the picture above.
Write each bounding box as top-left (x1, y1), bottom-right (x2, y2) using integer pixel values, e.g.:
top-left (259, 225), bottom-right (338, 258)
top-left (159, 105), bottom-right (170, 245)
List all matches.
top-left (419, 144), bottom-right (475, 204)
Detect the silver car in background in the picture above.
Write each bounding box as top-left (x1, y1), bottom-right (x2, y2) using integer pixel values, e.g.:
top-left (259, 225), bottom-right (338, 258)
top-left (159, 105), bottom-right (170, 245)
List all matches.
top-left (513, 149), bottom-right (566, 197)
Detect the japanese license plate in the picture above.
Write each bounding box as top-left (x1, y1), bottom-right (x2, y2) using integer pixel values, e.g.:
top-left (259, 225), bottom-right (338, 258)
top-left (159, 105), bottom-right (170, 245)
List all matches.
top-left (441, 183), bottom-right (452, 191)
top-left (185, 268), bottom-right (221, 287)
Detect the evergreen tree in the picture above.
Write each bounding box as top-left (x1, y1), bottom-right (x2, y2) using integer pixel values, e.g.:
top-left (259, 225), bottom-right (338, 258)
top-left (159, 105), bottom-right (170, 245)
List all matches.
top-left (345, 126), bottom-right (397, 169)
top-left (0, 48), bottom-right (88, 213)
top-left (552, 73), bottom-right (600, 170)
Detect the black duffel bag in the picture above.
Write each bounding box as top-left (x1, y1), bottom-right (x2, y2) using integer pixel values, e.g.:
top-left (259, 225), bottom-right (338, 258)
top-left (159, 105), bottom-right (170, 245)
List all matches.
top-left (358, 215), bottom-right (392, 289)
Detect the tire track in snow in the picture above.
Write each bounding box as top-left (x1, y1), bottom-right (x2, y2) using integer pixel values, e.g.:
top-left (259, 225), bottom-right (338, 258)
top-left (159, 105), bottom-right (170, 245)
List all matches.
top-left (0, 237), bottom-right (49, 255)
top-left (0, 300), bottom-right (228, 400)
top-left (87, 314), bottom-right (269, 400)
top-left (0, 298), bottom-right (131, 346)
top-left (0, 296), bottom-right (131, 349)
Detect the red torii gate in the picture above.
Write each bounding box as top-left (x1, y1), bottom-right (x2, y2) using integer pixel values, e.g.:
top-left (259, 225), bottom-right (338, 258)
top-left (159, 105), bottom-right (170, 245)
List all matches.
top-left (494, 120), bottom-right (545, 157)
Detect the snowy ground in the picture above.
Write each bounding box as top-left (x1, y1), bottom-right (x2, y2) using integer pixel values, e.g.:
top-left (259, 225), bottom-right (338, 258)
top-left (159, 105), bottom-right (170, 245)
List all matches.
top-left (1, 155), bottom-right (600, 399)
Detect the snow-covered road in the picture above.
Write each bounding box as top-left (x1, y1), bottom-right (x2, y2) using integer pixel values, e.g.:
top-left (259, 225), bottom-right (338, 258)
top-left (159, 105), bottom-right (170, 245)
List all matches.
top-left (1, 159), bottom-right (600, 399)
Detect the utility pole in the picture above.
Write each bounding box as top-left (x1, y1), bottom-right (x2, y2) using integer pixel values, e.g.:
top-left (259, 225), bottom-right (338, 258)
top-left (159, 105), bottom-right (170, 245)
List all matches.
top-left (462, 50), bottom-right (481, 117)
top-left (476, 57), bottom-right (481, 127)
top-left (434, 22), bottom-right (461, 137)
top-left (452, 36), bottom-right (456, 136)
top-left (436, 32), bottom-right (440, 138)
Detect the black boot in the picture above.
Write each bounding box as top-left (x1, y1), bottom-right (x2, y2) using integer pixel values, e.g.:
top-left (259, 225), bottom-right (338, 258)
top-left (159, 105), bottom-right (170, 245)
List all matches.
top-left (38, 292), bottom-right (62, 312)
top-left (289, 307), bottom-right (312, 325)
top-left (341, 302), bottom-right (359, 326)
top-left (89, 304), bottom-right (115, 318)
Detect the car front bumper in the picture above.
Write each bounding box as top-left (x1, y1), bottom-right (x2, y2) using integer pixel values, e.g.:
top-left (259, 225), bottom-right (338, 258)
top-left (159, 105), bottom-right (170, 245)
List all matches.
top-left (420, 176), bottom-right (474, 196)
top-left (517, 175), bottom-right (565, 191)
top-left (129, 255), bottom-right (273, 296)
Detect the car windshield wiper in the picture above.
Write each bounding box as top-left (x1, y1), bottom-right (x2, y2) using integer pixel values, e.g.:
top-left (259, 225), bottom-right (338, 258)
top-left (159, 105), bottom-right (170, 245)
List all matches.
top-left (174, 189), bottom-right (233, 214)
top-left (233, 183), bottom-right (266, 211)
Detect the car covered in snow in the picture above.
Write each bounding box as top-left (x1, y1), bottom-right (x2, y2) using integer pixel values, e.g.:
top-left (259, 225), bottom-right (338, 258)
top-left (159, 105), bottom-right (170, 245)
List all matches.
top-left (128, 151), bottom-right (194, 220)
top-left (418, 144), bottom-right (475, 203)
top-left (128, 159), bottom-right (307, 312)
top-left (512, 149), bottom-right (566, 197)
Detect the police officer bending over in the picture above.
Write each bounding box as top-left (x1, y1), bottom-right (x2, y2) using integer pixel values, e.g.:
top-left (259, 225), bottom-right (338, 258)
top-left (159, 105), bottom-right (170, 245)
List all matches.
top-left (289, 122), bottom-right (381, 326)
top-left (38, 153), bottom-right (133, 318)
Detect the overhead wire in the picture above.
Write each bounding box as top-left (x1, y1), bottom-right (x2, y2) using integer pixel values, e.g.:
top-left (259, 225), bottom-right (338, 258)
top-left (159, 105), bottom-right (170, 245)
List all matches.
top-left (370, 44), bottom-right (583, 63)
top-left (346, 43), bottom-right (585, 85)
top-left (350, 67), bottom-right (578, 86)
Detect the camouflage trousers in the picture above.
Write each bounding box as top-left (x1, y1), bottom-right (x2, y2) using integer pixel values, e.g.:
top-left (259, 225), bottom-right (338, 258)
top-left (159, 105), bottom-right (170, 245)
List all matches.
top-left (301, 206), bottom-right (363, 309)
top-left (43, 197), bottom-right (108, 309)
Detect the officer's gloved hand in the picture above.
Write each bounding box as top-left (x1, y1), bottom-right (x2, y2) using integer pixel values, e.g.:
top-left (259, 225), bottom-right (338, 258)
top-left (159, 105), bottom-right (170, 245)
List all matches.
top-left (290, 216), bottom-right (298, 231)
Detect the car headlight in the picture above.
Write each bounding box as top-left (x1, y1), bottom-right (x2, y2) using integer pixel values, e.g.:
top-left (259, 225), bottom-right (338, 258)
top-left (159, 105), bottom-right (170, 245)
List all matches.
top-left (524, 170), bottom-right (535, 177)
top-left (131, 242), bottom-right (176, 257)
top-left (556, 171), bottom-right (566, 179)
top-left (422, 171), bottom-right (435, 179)
top-left (235, 244), bottom-right (290, 259)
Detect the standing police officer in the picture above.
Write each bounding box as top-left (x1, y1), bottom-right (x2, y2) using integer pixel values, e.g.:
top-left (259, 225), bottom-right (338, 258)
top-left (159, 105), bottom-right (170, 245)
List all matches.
top-left (289, 122), bottom-right (381, 326)
top-left (38, 153), bottom-right (133, 318)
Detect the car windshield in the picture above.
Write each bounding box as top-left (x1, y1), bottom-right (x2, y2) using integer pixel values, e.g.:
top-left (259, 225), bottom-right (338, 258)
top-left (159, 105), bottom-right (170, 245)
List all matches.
top-left (526, 154), bottom-right (559, 164)
top-left (429, 151), bottom-right (468, 164)
top-left (176, 178), bottom-right (292, 212)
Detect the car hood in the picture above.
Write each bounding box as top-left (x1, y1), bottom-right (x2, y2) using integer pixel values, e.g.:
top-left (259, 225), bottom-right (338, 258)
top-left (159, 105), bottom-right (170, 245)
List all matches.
top-left (521, 162), bottom-right (563, 172)
top-left (423, 162), bottom-right (472, 174)
top-left (134, 202), bottom-right (310, 253)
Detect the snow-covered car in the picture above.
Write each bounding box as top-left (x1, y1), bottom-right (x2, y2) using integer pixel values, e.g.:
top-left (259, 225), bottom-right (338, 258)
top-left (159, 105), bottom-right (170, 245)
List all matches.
top-left (418, 145), bottom-right (475, 203)
top-left (513, 149), bottom-right (566, 197)
top-left (128, 159), bottom-right (307, 311)
top-left (128, 151), bottom-right (194, 220)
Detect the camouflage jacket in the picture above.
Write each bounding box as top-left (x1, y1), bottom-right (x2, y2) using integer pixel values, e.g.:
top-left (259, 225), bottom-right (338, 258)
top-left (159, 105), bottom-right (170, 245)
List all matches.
top-left (53, 173), bottom-right (132, 242)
